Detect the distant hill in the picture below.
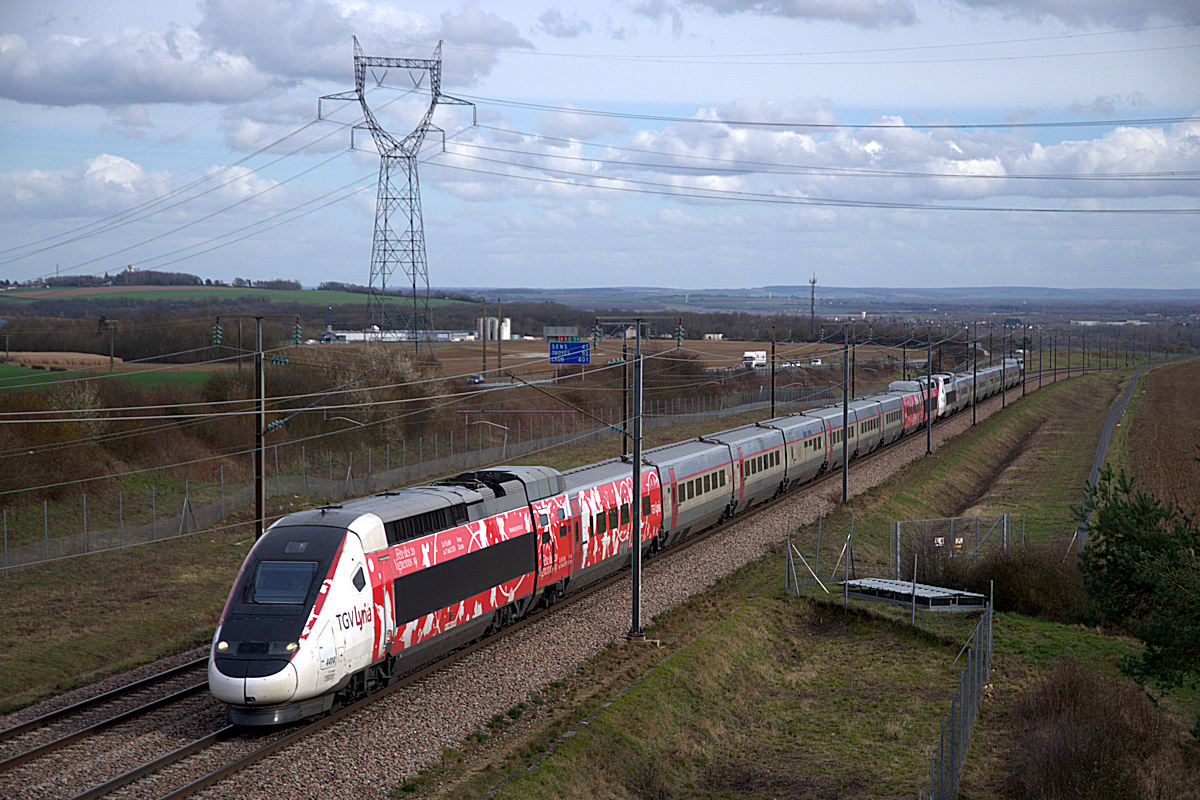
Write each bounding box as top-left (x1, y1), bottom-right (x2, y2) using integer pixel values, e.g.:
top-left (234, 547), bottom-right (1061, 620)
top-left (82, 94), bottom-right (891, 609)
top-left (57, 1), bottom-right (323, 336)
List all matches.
top-left (448, 285), bottom-right (1200, 315)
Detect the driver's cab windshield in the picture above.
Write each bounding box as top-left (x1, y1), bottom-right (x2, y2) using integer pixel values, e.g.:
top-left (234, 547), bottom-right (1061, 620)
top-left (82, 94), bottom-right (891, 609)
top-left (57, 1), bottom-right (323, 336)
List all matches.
top-left (250, 560), bottom-right (318, 604)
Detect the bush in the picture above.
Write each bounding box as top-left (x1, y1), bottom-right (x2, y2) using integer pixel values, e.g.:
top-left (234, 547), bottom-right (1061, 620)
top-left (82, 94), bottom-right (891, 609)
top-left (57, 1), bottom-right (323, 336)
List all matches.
top-left (911, 540), bottom-right (1084, 622)
top-left (1005, 657), bottom-right (1200, 799)
top-left (966, 542), bottom-right (1084, 621)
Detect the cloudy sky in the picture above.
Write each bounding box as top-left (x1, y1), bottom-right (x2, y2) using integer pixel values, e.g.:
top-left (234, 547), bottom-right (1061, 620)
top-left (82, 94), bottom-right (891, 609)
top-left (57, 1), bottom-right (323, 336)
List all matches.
top-left (2, 1), bottom-right (1198, 291)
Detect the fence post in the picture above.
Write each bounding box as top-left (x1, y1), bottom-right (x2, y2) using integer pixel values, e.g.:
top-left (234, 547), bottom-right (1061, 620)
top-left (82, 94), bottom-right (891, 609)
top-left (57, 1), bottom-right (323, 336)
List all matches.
top-left (911, 554), bottom-right (918, 626)
top-left (814, 513), bottom-right (822, 578)
top-left (220, 464), bottom-right (225, 517)
top-left (329, 450), bottom-right (333, 492)
top-left (386, 442), bottom-right (390, 473)
top-left (3, 509), bottom-right (7, 576)
top-left (151, 487), bottom-right (156, 539)
top-left (301, 445), bottom-right (307, 494)
top-left (45, 499), bottom-right (49, 558)
top-left (119, 491), bottom-right (124, 547)
top-left (83, 493), bottom-right (88, 554)
top-left (274, 445), bottom-right (281, 498)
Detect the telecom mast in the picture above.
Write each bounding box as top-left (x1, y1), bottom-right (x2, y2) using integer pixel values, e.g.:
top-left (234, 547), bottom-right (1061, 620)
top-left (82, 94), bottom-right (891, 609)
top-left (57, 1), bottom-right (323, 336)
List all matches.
top-left (320, 38), bottom-right (472, 351)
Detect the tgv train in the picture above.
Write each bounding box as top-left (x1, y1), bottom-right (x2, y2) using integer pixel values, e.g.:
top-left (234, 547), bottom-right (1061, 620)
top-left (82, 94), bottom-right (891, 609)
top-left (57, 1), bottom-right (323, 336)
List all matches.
top-left (209, 360), bottom-right (1021, 724)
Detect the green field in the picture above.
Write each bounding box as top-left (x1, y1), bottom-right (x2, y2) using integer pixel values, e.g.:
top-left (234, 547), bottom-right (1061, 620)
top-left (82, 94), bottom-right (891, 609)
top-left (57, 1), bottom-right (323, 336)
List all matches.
top-left (0, 363), bottom-right (217, 390)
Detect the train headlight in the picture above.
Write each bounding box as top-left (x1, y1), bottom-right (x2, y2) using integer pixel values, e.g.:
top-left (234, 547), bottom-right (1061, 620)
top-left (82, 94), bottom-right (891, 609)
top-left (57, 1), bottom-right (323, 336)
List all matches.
top-left (216, 640), bottom-right (229, 652)
top-left (285, 642), bottom-right (298, 653)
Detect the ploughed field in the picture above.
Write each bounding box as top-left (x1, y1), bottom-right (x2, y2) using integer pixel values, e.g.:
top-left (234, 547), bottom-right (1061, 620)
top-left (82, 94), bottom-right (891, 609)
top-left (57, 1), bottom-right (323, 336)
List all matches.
top-left (1126, 359), bottom-right (1200, 515)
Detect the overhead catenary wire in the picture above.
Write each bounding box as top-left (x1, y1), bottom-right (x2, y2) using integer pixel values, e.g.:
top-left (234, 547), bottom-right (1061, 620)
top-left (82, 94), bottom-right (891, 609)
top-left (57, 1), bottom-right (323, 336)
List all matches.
top-left (430, 150), bottom-right (1200, 215)
top-left (464, 126), bottom-right (1200, 182)
top-left (450, 93), bottom-right (1200, 131)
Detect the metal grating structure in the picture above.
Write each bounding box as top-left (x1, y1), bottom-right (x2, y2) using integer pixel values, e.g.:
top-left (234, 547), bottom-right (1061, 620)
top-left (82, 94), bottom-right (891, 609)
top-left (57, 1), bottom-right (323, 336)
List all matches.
top-left (841, 578), bottom-right (986, 611)
top-left (320, 38), bottom-right (471, 350)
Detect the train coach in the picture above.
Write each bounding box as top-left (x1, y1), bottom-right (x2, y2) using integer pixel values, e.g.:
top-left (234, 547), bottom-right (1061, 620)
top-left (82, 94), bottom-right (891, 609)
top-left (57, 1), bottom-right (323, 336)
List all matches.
top-left (209, 358), bottom-right (1024, 724)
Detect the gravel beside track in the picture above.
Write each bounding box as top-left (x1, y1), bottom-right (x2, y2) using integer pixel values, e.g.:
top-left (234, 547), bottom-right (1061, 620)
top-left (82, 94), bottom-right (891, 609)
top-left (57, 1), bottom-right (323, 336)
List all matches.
top-left (2, 381), bottom-right (1045, 800)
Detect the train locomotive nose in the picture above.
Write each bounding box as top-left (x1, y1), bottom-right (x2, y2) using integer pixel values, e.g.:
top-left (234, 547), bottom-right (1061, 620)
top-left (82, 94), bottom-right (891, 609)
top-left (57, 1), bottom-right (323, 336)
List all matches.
top-left (209, 655), bottom-right (299, 706)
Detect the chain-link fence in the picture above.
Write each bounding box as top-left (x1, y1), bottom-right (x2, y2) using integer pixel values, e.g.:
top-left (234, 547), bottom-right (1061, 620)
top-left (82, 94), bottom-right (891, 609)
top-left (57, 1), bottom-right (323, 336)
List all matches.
top-left (889, 514), bottom-right (1018, 579)
top-left (920, 596), bottom-right (993, 800)
top-left (2, 384), bottom-right (838, 573)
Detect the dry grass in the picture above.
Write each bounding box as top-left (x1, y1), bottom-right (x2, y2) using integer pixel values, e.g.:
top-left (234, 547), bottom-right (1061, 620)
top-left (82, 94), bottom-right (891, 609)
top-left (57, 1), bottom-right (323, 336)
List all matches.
top-left (3, 351), bottom-right (124, 368)
top-left (1004, 657), bottom-right (1200, 800)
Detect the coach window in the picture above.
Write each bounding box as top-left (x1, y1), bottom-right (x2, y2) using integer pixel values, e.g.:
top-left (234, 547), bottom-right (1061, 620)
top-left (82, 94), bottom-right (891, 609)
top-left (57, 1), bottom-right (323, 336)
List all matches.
top-left (620, 503), bottom-right (630, 526)
top-left (703, 474), bottom-right (711, 493)
top-left (642, 495), bottom-right (651, 517)
top-left (608, 508), bottom-right (619, 530)
top-left (720, 471), bottom-right (726, 487)
top-left (594, 512), bottom-right (605, 533)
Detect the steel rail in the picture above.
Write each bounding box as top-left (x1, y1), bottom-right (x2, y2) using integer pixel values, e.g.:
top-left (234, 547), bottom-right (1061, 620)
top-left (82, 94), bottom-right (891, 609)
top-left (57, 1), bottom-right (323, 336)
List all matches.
top-left (66, 726), bottom-right (238, 800)
top-left (0, 681), bottom-right (208, 772)
top-left (0, 657), bottom-right (207, 745)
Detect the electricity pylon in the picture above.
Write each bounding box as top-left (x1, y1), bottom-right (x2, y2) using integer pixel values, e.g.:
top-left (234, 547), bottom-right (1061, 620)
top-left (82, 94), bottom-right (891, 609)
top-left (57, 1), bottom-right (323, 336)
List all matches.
top-left (320, 37), bottom-right (472, 352)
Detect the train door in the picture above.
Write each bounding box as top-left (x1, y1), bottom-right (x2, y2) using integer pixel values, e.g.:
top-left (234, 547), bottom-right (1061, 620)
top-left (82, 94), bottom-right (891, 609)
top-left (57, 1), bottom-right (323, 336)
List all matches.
top-left (736, 446), bottom-right (746, 504)
top-left (555, 505), bottom-right (573, 580)
top-left (316, 621), bottom-right (340, 686)
top-left (570, 495), bottom-right (586, 573)
top-left (535, 508), bottom-right (555, 587)
top-left (667, 467), bottom-right (678, 530)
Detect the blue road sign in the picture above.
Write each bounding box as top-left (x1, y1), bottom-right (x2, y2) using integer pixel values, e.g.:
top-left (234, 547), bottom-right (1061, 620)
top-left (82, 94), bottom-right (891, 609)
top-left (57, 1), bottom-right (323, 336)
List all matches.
top-left (550, 341), bottom-right (591, 364)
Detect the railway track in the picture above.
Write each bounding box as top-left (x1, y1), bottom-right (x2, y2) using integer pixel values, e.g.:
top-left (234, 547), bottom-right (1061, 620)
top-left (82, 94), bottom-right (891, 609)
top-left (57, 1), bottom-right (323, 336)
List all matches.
top-left (0, 657), bottom-right (209, 770)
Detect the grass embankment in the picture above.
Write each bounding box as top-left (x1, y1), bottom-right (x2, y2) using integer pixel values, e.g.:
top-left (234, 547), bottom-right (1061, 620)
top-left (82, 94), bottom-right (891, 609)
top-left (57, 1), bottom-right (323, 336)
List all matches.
top-left (403, 365), bottom-right (1200, 799)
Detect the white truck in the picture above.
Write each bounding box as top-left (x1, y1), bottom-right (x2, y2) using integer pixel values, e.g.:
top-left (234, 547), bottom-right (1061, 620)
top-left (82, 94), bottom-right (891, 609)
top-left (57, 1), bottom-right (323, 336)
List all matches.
top-left (742, 350), bottom-right (767, 368)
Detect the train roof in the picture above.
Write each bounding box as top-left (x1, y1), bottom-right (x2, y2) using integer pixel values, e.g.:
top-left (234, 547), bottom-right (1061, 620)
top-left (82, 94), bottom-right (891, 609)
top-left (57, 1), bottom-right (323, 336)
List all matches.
top-left (703, 421), bottom-right (782, 449)
top-left (758, 412), bottom-right (826, 439)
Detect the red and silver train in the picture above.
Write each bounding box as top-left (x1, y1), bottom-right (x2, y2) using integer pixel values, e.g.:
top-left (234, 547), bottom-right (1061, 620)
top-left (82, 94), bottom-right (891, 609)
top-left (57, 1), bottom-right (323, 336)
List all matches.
top-left (209, 360), bottom-right (1020, 724)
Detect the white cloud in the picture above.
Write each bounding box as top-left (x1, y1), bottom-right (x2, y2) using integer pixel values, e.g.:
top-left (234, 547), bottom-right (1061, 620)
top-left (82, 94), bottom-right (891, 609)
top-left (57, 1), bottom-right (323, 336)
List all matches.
top-left (0, 29), bottom-right (268, 107)
top-left (101, 105), bottom-right (154, 139)
top-left (634, 0), bottom-right (686, 35)
top-left (685, 0), bottom-right (917, 28)
top-left (0, 2), bottom-right (531, 109)
top-left (1067, 92), bottom-right (1152, 118)
top-left (954, 0), bottom-right (1200, 26)
top-left (537, 106), bottom-right (630, 140)
top-left (0, 154), bottom-right (173, 218)
top-left (537, 8), bottom-right (594, 38)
